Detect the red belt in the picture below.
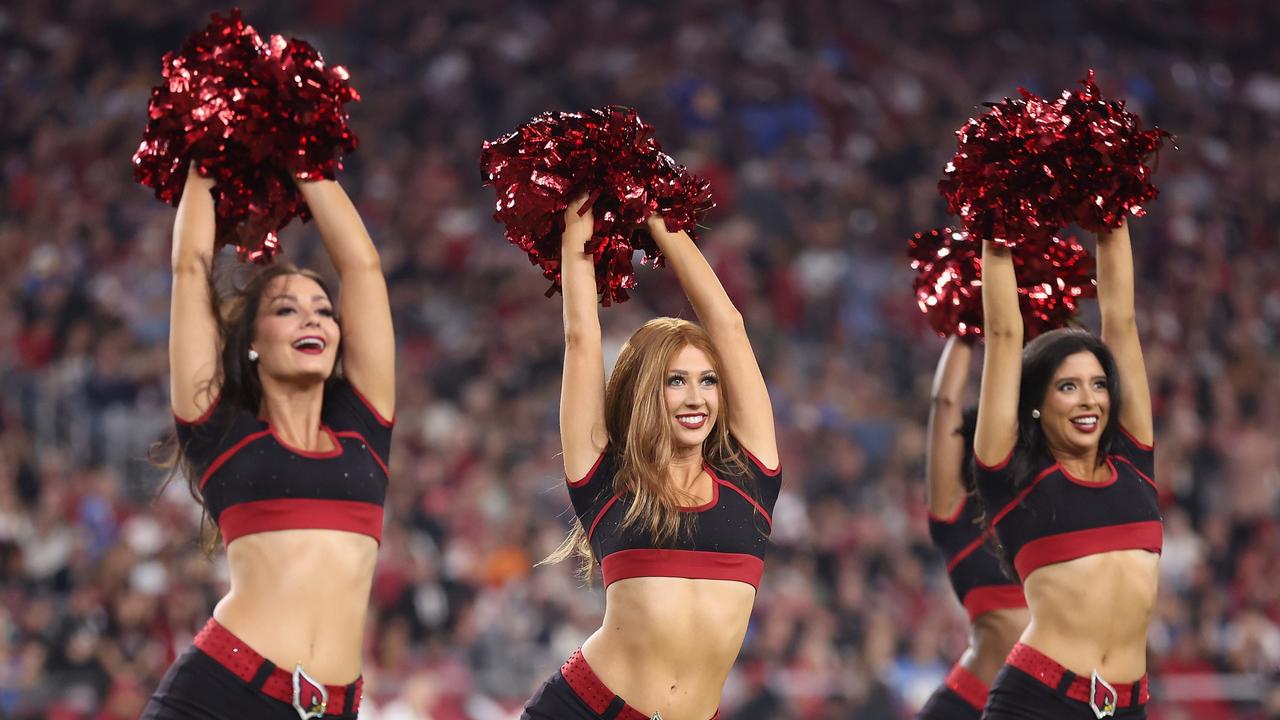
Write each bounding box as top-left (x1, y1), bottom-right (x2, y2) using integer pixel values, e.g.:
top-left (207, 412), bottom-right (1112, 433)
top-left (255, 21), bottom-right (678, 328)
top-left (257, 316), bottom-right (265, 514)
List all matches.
top-left (193, 618), bottom-right (361, 717)
top-left (944, 663), bottom-right (990, 711)
top-left (560, 649), bottom-right (720, 720)
top-left (1006, 643), bottom-right (1148, 712)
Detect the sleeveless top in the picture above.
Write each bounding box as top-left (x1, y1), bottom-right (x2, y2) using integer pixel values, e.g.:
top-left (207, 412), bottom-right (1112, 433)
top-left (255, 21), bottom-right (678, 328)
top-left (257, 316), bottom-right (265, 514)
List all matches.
top-left (928, 494), bottom-right (1026, 622)
top-left (175, 378), bottom-right (392, 546)
top-left (567, 440), bottom-right (781, 588)
top-left (975, 427), bottom-right (1161, 581)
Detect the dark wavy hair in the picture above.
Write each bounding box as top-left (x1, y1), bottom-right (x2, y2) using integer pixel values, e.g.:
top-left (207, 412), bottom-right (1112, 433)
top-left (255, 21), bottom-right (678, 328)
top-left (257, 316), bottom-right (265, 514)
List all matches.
top-left (152, 261), bottom-right (343, 551)
top-left (974, 327), bottom-right (1123, 576)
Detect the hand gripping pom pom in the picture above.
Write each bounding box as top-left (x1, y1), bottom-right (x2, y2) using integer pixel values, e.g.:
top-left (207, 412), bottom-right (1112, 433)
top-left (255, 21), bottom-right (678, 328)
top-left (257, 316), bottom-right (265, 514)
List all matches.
top-left (938, 70), bottom-right (1170, 246)
top-left (132, 9), bottom-right (360, 263)
top-left (909, 228), bottom-right (1097, 339)
top-left (479, 107), bottom-right (714, 305)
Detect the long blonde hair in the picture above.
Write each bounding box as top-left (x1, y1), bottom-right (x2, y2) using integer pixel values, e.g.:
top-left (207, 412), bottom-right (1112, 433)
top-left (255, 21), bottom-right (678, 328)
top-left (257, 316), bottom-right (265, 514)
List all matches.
top-left (543, 317), bottom-right (749, 580)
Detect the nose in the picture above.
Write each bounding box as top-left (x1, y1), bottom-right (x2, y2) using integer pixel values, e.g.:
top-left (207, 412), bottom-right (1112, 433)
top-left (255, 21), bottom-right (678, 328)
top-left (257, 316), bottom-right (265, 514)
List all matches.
top-left (684, 382), bottom-right (704, 407)
top-left (1080, 385), bottom-right (1097, 408)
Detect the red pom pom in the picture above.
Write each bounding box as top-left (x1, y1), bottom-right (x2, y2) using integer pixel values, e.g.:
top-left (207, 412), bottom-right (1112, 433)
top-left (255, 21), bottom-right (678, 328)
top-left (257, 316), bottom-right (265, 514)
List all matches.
top-left (480, 107), bottom-right (714, 305)
top-left (939, 70), bottom-right (1169, 245)
top-left (132, 9), bottom-right (360, 263)
top-left (909, 228), bottom-right (1096, 339)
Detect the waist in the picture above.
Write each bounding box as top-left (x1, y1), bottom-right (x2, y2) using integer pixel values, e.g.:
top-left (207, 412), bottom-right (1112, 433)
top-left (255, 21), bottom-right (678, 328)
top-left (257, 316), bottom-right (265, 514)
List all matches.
top-left (564, 648), bottom-right (720, 720)
top-left (194, 618), bottom-right (362, 717)
top-left (1005, 642), bottom-right (1149, 710)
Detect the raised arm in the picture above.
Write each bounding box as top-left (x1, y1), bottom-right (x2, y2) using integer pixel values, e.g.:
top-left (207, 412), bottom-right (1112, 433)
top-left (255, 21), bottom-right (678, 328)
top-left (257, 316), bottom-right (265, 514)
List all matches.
top-left (170, 168), bottom-right (221, 422)
top-left (927, 336), bottom-right (973, 517)
top-left (560, 197), bottom-right (608, 480)
top-left (646, 215), bottom-right (778, 469)
top-left (1096, 220), bottom-right (1153, 445)
top-left (974, 241), bottom-right (1022, 466)
top-left (295, 179), bottom-right (394, 420)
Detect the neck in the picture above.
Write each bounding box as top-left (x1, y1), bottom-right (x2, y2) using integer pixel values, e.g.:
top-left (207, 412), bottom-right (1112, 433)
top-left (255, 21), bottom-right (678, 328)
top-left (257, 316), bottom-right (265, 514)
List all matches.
top-left (259, 377), bottom-right (327, 448)
top-left (1050, 443), bottom-right (1102, 481)
top-left (669, 442), bottom-right (705, 490)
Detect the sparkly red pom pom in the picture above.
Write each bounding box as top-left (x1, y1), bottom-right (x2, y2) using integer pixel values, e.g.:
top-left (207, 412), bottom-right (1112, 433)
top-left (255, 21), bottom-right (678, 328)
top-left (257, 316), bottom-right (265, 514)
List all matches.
top-left (132, 9), bottom-right (360, 263)
top-left (909, 228), bottom-right (1096, 338)
top-left (480, 107), bottom-right (714, 305)
top-left (939, 70), bottom-right (1169, 246)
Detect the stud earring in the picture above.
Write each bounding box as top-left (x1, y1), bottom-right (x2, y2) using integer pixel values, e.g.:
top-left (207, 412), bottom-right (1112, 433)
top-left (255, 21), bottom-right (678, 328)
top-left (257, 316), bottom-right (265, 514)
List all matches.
top-left (1031, 408), bottom-right (1041, 419)
top-left (248, 349), bottom-right (259, 362)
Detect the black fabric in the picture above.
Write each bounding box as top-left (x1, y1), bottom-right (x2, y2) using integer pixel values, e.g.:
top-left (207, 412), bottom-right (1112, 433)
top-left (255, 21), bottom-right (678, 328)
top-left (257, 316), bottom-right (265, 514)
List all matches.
top-left (566, 437), bottom-right (781, 570)
top-left (974, 428), bottom-right (1161, 580)
top-left (918, 683), bottom-right (983, 720)
top-left (522, 670), bottom-right (607, 720)
top-left (982, 664), bottom-right (1147, 720)
top-left (928, 494), bottom-right (1020, 607)
top-left (176, 378), bottom-right (391, 530)
top-left (140, 645), bottom-right (358, 720)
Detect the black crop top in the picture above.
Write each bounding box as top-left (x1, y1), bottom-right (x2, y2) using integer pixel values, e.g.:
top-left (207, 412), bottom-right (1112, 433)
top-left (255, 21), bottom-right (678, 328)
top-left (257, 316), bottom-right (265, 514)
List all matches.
top-left (175, 378), bottom-right (393, 546)
top-left (975, 427), bottom-right (1161, 581)
top-left (567, 440), bottom-right (782, 589)
top-left (928, 495), bottom-right (1026, 623)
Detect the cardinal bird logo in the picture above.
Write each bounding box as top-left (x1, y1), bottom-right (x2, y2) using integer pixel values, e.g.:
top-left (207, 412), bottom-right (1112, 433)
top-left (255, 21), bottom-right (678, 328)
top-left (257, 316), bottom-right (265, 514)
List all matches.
top-left (292, 664), bottom-right (328, 720)
top-left (1089, 669), bottom-right (1117, 718)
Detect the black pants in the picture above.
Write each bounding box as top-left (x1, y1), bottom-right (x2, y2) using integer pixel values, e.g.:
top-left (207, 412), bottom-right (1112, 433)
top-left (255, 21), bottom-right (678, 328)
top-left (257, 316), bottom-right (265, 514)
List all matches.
top-left (982, 665), bottom-right (1147, 719)
top-left (140, 645), bottom-right (359, 720)
top-left (522, 669), bottom-right (609, 719)
top-left (919, 684), bottom-right (982, 720)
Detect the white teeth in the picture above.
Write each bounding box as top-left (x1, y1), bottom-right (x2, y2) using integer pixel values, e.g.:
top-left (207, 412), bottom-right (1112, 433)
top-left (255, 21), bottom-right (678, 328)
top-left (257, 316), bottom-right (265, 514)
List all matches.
top-left (1073, 416), bottom-right (1098, 426)
top-left (676, 414), bottom-right (706, 427)
top-left (293, 337), bottom-right (325, 350)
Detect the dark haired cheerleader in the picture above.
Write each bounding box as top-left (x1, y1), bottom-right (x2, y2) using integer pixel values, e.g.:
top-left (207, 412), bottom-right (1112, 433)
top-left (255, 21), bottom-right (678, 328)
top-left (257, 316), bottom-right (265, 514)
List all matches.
top-left (522, 198), bottom-right (781, 720)
top-left (974, 221), bottom-right (1160, 719)
top-left (917, 336), bottom-right (1029, 719)
top-left (140, 168), bottom-right (394, 719)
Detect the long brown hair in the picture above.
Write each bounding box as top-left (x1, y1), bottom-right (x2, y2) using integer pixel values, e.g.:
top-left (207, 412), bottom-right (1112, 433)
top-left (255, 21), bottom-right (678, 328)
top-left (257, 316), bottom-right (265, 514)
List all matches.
top-left (152, 260), bottom-right (342, 552)
top-left (544, 317), bottom-right (750, 580)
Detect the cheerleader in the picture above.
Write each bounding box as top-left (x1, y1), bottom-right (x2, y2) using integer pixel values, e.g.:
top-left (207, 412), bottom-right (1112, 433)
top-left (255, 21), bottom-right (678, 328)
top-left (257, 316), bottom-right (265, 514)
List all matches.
top-left (142, 167), bottom-right (394, 719)
top-left (523, 198), bottom-right (781, 720)
top-left (918, 336), bottom-right (1029, 719)
top-left (974, 222), bottom-right (1159, 719)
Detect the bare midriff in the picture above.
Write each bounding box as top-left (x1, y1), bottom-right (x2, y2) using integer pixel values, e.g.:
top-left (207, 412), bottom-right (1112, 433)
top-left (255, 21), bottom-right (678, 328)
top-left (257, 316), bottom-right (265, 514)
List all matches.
top-left (213, 528), bottom-right (378, 685)
top-left (582, 576), bottom-right (757, 720)
top-left (957, 605), bottom-right (1030, 685)
top-left (1020, 549), bottom-right (1159, 682)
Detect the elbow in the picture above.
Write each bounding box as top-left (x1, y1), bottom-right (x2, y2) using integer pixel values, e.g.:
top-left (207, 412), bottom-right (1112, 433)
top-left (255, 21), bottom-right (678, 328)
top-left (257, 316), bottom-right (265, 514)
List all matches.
top-left (704, 309), bottom-right (746, 336)
top-left (171, 251), bottom-right (212, 276)
top-left (564, 326), bottom-right (601, 349)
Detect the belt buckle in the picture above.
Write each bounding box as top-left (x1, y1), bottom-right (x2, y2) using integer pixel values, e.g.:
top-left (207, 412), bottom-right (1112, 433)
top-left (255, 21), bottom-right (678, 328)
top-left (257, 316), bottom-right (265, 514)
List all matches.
top-left (1088, 669), bottom-right (1117, 719)
top-left (292, 663), bottom-right (328, 720)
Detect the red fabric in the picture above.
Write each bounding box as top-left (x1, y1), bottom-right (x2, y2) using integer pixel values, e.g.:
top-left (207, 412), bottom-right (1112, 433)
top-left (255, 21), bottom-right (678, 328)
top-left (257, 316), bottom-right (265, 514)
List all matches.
top-left (600, 548), bottom-right (764, 588)
top-left (218, 497), bottom-right (384, 545)
top-left (193, 618), bottom-right (361, 716)
top-left (199, 430), bottom-right (272, 490)
top-left (1006, 642), bottom-right (1149, 707)
top-left (944, 663), bottom-right (990, 711)
top-left (1013, 521), bottom-right (1163, 580)
top-left (961, 584), bottom-right (1027, 622)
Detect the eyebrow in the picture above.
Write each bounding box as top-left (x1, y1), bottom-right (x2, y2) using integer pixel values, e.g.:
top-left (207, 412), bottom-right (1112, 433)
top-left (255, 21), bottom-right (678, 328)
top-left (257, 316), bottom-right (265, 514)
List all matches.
top-left (668, 369), bottom-right (717, 375)
top-left (1056, 375), bottom-right (1107, 383)
top-left (268, 294), bottom-right (331, 304)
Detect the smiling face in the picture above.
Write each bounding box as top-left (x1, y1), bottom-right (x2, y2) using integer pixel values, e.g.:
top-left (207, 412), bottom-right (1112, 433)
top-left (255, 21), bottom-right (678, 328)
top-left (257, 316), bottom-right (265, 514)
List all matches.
top-left (250, 274), bottom-right (340, 385)
top-left (663, 344), bottom-right (721, 451)
top-left (1038, 350), bottom-right (1110, 457)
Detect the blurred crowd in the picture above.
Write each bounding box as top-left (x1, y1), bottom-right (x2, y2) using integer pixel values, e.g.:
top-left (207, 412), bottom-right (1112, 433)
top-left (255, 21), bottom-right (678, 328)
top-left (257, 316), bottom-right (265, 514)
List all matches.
top-left (2, 0), bottom-right (1279, 718)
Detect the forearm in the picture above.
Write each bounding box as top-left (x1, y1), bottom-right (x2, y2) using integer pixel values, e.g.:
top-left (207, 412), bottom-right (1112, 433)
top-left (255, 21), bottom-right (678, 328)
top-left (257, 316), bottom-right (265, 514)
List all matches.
top-left (931, 336), bottom-right (972, 406)
top-left (1096, 222), bottom-right (1136, 327)
top-left (561, 233), bottom-right (601, 344)
top-left (172, 172), bottom-right (216, 271)
top-left (295, 179), bottom-right (381, 273)
top-left (648, 219), bottom-right (741, 331)
top-left (980, 241), bottom-right (1021, 341)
